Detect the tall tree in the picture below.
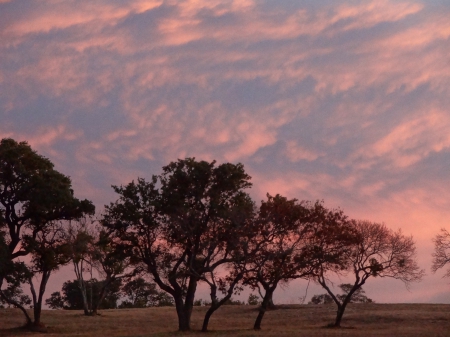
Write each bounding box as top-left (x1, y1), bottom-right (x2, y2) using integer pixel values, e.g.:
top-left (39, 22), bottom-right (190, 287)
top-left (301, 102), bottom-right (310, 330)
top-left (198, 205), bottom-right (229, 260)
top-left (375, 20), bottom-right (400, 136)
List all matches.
top-left (0, 138), bottom-right (95, 328)
top-left (103, 158), bottom-right (253, 331)
top-left (244, 196), bottom-right (355, 330)
top-left (315, 220), bottom-right (424, 327)
top-left (432, 228), bottom-right (450, 277)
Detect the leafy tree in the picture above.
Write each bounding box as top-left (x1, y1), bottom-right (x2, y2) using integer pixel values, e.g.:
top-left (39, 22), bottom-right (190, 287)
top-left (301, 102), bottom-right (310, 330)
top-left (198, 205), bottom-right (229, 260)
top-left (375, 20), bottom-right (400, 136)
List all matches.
top-left (119, 277), bottom-right (159, 308)
top-left (46, 279), bottom-right (121, 310)
top-left (63, 220), bottom-right (95, 315)
top-left (45, 292), bottom-right (64, 309)
top-left (309, 293), bottom-right (333, 305)
top-left (89, 229), bottom-right (135, 314)
top-left (103, 158), bottom-right (253, 331)
top-left (315, 220), bottom-right (424, 327)
top-left (24, 221), bottom-right (72, 328)
top-left (0, 138), bottom-right (94, 329)
top-left (244, 196), bottom-right (355, 330)
top-left (247, 293), bottom-right (261, 305)
top-left (432, 228), bottom-right (450, 277)
top-left (337, 284), bottom-right (373, 303)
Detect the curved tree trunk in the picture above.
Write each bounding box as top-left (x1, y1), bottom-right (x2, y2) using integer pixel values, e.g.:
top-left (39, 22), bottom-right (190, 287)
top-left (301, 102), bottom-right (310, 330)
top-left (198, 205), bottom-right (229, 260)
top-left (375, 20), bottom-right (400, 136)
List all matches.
top-left (254, 289), bottom-right (274, 330)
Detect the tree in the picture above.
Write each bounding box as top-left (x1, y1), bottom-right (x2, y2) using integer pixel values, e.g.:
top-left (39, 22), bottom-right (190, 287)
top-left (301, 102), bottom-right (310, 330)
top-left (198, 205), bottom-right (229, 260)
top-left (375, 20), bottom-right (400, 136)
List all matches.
top-left (309, 293), bottom-right (333, 305)
top-left (309, 284), bottom-right (372, 305)
top-left (337, 283), bottom-right (373, 303)
top-left (0, 138), bottom-right (95, 328)
top-left (103, 158), bottom-right (253, 331)
top-left (244, 196), bottom-right (355, 330)
top-left (24, 221), bottom-right (72, 329)
top-left (45, 292), bottom-right (64, 309)
top-left (119, 277), bottom-right (159, 308)
top-left (315, 220), bottom-right (424, 327)
top-left (432, 228), bottom-right (450, 277)
top-left (247, 293), bottom-right (261, 305)
top-left (45, 279), bottom-right (121, 310)
top-left (63, 220), bottom-right (95, 315)
top-left (89, 229), bottom-right (135, 315)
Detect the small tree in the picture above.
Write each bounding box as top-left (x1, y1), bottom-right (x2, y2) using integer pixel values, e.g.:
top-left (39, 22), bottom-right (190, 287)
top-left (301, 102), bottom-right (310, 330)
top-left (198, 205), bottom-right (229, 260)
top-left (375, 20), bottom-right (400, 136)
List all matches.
top-left (23, 221), bottom-right (72, 330)
top-left (45, 292), bottom-right (64, 309)
top-left (45, 279), bottom-right (121, 310)
top-left (119, 277), bottom-right (159, 308)
top-left (315, 220), bottom-right (424, 327)
top-left (309, 293), bottom-right (333, 305)
top-left (247, 293), bottom-right (261, 305)
top-left (432, 228), bottom-right (450, 277)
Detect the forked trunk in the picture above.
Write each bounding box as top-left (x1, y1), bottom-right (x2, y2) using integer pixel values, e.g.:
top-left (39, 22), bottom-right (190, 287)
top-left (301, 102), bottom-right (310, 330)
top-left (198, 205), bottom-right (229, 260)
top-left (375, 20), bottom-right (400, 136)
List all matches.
top-left (334, 304), bottom-right (345, 327)
top-left (174, 277), bottom-right (198, 331)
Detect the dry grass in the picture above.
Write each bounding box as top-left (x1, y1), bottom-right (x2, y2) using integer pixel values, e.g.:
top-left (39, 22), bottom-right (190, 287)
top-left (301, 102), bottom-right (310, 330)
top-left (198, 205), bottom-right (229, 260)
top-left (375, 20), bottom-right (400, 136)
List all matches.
top-left (1, 303), bottom-right (450, 336)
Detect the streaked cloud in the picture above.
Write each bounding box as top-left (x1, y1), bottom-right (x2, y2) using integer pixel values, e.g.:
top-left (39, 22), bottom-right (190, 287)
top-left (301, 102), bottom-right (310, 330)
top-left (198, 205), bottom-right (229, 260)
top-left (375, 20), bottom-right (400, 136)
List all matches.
top-left (2, 0), bottom-right (450, 303)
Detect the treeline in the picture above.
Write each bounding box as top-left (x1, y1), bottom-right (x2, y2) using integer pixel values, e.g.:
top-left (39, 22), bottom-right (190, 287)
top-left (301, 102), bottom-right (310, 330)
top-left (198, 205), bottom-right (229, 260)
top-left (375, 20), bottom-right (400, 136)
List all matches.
top-left (0, 137), bottom-right (440, 333)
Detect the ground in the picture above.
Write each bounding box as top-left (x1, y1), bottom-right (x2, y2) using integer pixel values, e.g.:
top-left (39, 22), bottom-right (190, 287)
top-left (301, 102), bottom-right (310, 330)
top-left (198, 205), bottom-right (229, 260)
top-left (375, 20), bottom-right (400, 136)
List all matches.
top-left (1, 303), bottom-right (450, 336)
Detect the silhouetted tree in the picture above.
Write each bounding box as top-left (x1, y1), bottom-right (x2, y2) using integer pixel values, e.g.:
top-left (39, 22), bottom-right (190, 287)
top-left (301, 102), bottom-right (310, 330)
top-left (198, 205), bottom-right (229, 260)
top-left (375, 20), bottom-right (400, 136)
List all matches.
top-left (247, 293), bottom-right (261, 305)
top-left (0, 138), bottom-right (94, 329)
top-left (45, 279), bottom-right (121, 310)
top-left (23, 221), bottom-right (72, 330)
top-left (309, 293), bottom-right (333, 304)
top-left (119, 277), bottom-right (159, 308)
top-left (245, 196), bottom-right (355, 330)
top-left (309, 284), bottom-right (372, 305)
top-left (432, 228), bottom-right (450, 278)
top-left (103, 158), bottom-right (253, 331)
top-left (315, 220), bottom-right (424, 327)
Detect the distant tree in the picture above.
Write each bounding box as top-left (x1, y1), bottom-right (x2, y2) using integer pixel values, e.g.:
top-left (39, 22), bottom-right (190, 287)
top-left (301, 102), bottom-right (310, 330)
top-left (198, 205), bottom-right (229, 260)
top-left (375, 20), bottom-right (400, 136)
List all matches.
top-left (46, 279), bottom-right (121, 311)
top-left (432, 228), bottom-right (450, 277)
top-left (0, 138), bottom-right (94, 329)
top-left (247, 293), bottom-right (261, 306)
top-left (314, 220), bottom-right (424, 327)
top-left (45, 292), bottom-right (64, 309)
top-left (119, 277), bottom-right (162, 308)
top-left (337, 284), bottom-right (373, 303)
top-left (309, 284), bottom-right (372, 305)
top-left (222, 297), bottom-right (244, 305)
top-left (103, 158), bottom-right (253, 331)
top-left (309, 293), bottom-right (333, 305)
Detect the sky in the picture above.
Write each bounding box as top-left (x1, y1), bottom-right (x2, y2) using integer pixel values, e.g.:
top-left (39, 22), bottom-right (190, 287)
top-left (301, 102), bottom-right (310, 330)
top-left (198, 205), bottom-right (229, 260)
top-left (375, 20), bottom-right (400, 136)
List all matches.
top-left (2, 0), bottom-right (450, 304)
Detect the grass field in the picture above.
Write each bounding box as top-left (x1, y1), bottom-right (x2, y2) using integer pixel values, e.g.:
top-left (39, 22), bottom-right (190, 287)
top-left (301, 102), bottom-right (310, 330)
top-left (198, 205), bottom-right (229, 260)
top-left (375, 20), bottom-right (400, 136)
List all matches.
top-left (1, 303), bottom-right (450, 336)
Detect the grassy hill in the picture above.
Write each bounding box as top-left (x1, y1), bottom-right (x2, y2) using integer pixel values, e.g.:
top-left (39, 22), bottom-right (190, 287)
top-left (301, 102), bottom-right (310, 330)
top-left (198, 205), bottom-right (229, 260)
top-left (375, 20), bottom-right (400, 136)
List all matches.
top-left (1, 303), bottom-right (450, 336)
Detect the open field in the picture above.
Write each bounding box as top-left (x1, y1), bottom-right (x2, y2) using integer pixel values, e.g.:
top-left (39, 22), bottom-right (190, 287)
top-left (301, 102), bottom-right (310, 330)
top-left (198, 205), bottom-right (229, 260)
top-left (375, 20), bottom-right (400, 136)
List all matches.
top-left (1, 304), bottom-right (450, 337)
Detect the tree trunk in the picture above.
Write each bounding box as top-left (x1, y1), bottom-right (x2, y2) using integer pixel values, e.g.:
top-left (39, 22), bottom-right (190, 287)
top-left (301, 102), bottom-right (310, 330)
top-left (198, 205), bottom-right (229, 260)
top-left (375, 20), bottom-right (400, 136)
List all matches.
top-left (254, 289), bottom-right (274, 330)
top-left (334, 304), bottom-right (345, 327)
top-left (267, 292), bottom-right (276, 310)
top-left (173, 277), bottom-right (197, 331)
top-left (174, 295), bottom-right (190, 331)
top-left (74, 262), bottom-right (90, 315)
top-left (92, 278), bottom-right (111, 315)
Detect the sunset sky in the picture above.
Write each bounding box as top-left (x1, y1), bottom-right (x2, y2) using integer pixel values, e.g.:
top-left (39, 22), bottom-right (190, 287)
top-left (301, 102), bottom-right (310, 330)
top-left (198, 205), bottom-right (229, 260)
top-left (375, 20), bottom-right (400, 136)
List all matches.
top-left (2, 0), bottom-right (450, 304)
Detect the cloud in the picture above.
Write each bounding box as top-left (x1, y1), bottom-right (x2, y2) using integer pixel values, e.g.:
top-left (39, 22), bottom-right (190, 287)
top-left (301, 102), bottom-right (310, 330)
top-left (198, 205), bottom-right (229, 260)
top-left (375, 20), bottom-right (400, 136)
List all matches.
top-left (3, 0), bottom-right (450, 303)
